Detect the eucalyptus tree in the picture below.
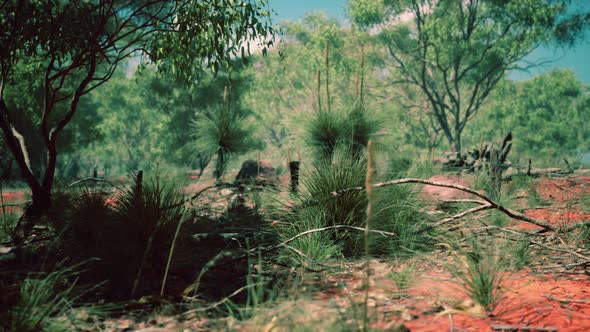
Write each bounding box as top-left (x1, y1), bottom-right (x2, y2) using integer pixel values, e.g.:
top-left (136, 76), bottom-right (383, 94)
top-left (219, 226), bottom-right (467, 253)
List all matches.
top-left (348, 0), bottom-right (589, 152)
top-left (468, 69), bottom-right (589, 158)
top-left (0, 0), bottom-right (275, 217)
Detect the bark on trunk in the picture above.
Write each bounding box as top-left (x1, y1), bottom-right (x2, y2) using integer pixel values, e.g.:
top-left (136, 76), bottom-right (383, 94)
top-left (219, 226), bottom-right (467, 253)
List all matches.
top-left (1, 99), bottom-right (55, 238)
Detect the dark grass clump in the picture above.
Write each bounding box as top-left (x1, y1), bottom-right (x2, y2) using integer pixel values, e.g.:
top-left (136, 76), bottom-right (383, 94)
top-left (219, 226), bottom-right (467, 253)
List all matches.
top-left (450, 238), bottom-right (507, 313)
top-left (369, 157), bottom-right (436, 256)
top-left (0, 263), bottom-right (83, 332)
top-left (307, 110), bottom-right (346, 159)
top-left (49, 176), bottom-right (194, 299)
top-left (283, 144), bottom-right (434, 260)
top-left (301, 144), bottom-right (367, 256)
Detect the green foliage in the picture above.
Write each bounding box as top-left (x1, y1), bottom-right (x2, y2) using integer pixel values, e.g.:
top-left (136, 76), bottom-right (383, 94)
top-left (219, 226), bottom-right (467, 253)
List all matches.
top-left (307, 98), bottom-right (379, 159)
top-left (308, 110), bottom-right (347, 159)
top-left (0, 0), bottom-right (275, 212)
top-left (0, 264), bottom-right (83, 332)
top-left (50, 175), bottom-right (190, 299)
top-left (508, 237), bottom-right (534, 271)
top-left (244, 12), bottom-right (388, 154)
top-left (280, 207), bottom-right (343, 266)
top-left (303, 144), bottom-right (368, 251)
top-left (347, 0), bottom-right (388, 27)
top-left (369, 157), bottom-right (435, 256)
top-left (389, 262), bottom-right (417, 295)
top-left (349, 0), bottom-right (589, 152)
top-left (449, 238), bottom-right (507, 313)
top-left (0, 181), bottom-right (19, 242)
top-left (467, 70), bottom-right (590, 161)
top-left (192, 92), bottom-right (262, 181)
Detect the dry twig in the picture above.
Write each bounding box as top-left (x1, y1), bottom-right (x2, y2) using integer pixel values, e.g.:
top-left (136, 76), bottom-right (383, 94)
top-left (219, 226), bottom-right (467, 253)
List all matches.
top-left (332, 178), bottom-right (565, 233)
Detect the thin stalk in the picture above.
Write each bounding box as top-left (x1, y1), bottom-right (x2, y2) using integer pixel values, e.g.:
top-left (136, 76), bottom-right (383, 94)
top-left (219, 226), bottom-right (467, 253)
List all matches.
top-left (317, 68), bottom-right (322, 112)
top-left (360, 47), bottom-right (365, 103)
top-left (325, 41), bottom-right (331, 113)
top-left (363, 139), bottom-right (374, 331)
top-left (161, 209), bottom-right (186, 296)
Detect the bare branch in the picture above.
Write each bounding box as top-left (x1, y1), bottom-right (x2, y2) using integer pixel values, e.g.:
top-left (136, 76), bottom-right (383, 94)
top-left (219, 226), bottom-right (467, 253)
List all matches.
top-left (332, 178), bottom-right (559, 232)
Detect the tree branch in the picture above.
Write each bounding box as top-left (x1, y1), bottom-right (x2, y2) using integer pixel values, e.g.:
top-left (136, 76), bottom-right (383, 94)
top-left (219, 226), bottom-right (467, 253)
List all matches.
top-left (332, 178), bottom-right (559, 232)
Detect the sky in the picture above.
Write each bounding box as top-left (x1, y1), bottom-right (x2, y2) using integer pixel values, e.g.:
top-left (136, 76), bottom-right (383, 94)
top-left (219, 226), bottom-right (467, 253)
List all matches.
top-left (269, 0), bottom-right (590, 84)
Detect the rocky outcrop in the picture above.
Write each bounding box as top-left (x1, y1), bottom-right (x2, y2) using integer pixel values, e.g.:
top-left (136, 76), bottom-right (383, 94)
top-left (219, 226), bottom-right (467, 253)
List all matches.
top-left (235, 160), bottom-right (279, 186)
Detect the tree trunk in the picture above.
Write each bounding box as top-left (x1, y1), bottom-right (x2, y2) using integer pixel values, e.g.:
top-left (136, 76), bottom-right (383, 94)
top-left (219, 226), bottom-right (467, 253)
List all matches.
top-left (453, 131), bottom-right (462, 153)
top-left (1, 99), bottom-right (55, 238)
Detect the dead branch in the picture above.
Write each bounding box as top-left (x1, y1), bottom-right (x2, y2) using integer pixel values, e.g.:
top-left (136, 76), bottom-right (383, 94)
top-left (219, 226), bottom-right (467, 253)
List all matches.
top-left (182, 281), bottom-right (266, 314)
top-left (419, 203), bottom-right (493, 234)
top-left (440, 199), bottom-right (488, 205)
top-left (332, 178), bottom-right (559, 232)
top-left (543, 294), bottom-right (590, 304)
top-left (66, 177), bottom-right (114, 188)
top-left (529, 240), bottom-right (590, 265)
top-left (260, 225), bottom-right (396, 254)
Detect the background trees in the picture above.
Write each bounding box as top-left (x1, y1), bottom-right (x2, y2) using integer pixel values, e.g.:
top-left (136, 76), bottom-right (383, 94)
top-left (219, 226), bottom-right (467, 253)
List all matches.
top-left (468, 69), bottom-right (590, 161)
top-left (0, 0), bottom-right (275, 215)
top-left (348, 0), bottom-right (590, 152)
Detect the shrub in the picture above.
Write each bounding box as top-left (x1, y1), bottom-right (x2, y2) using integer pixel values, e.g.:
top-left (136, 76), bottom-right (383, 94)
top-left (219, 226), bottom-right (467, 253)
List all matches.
top-left (449, 238), bottom-right (507, 313)
top-left (192, 92), bottom-right (261, 182)
top-left (51, 175), bottom-right (193, 299)
top-left (1, 264), bottom-right (82, 332)
top-left (285, 144), bottom-right (433, 258)
top-left (279, 207), bottom-right (343, 266)
top-left (299, 144), bottom-right (367, 255)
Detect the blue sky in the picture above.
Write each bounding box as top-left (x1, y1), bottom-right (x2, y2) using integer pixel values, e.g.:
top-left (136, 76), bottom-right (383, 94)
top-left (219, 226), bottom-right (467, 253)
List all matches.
top-left (269, 0), bottom-right (590, 83)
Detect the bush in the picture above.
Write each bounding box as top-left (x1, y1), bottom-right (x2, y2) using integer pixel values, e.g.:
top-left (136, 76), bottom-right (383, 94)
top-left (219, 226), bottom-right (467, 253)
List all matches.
top-left (300, 144), bottom-right (367, 255)
top-left (279, 207), bottom-right (343, 266)
top-left (284, 144), bottom-right (434, 258)
top-left (369, 157), bottom-right (435, 256)
top-left (192, 97), bottom-right (261, 181)
top-left (51, 175), bottom-right (193, 299)
top-left (1, 264), bottom-right (82, 332)
top-left (448, 238), bottom-right (507, 313)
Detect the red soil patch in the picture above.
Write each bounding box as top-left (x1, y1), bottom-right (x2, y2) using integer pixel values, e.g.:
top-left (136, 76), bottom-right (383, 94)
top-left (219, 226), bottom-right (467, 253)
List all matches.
top-left (518, 208), bottom-right (590, 230)
top-left (421, 175), bottom-right (475, 202)
top-left (511, 176), bottom-right (590, 230)
top-left (0, 191), bottom-right (27, 216)
top-left (398, 272), bottom-right (590, 332)
top-left (534, 176), bottom-right (590, 203)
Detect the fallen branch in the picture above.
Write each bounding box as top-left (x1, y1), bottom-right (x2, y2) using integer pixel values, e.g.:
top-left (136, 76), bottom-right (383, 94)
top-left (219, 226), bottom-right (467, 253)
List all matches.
top-left (440, 199), bottom-right (488, 205)
top-left (182, 281), bottom-right (266, 314)
top-left (467, 225), bottom-right (545, 237)
top-left (418, 203), bottom-right (493, 234)
top-left (543, 294), bottom-right (590, 304)
top-left (529, 240), bottom-right (590, 265)
top-left (332, 178), bottom-right (558, 232)
top-left (66, 177), bottom-right (114, 188)
top-left (259, 225), bottom-right (396, 253)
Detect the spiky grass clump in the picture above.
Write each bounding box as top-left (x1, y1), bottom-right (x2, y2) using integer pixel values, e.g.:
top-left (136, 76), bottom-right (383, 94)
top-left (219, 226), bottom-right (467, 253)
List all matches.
top-left (307, 110), bottom-right (346, 159)
top-left (369, 157), bottom-right (435, 256)
top-left (112, 175), bottom-right (187, 297)
top-left (307, 103), bottom-right (379, 160)
top-left (449, 239), bottom-right (507, 313)
top-left (51, 176), bottom-right (191, 299)
top-left (279, 207), bottom-right (343, 266)
top-left (283, 145), bottom-right (434, 259)
top-left (301, 144), bottom-right (367, 254)
top-left (192, 102), bottom-right (260, 181)
top-left (0, 264), bottom-right (82, 332)
top-left (348, 100), bottom-right (379, 157)
top-left (0, 210), bottom-right (19, 243)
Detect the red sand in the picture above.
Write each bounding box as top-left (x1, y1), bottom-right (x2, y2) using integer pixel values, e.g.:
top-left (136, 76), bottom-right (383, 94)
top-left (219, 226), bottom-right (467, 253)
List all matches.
top-left (533, 176), bottom-right (590, 203)
top-left (400, 272), bottom-right (590, 332)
